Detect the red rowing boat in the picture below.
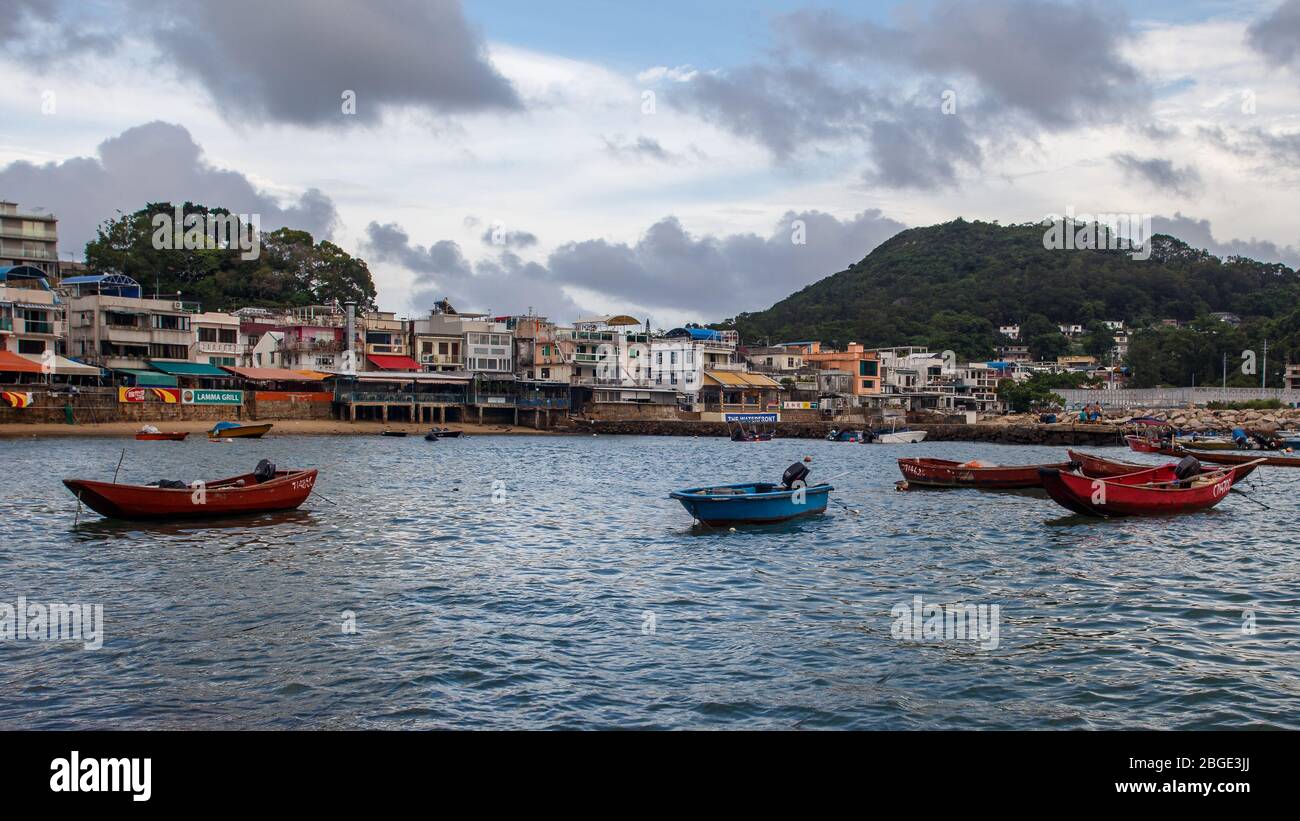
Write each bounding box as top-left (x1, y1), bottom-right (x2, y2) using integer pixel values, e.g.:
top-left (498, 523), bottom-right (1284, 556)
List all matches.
top-left (1037, 459), bottom-right (1262, 517)
top-left (1066, 449), bottom-right (1153, 477)
top-left (897, 457), bottom-right (1076, 489)
top-left (64, 466), bottom-right (317, 520)
top-left (1156, 445), bottom-right (1300, 468)
top-left (135, 432), bottom-right (188, 441)
top-left (1124, 434), bottom-right (1163, 453)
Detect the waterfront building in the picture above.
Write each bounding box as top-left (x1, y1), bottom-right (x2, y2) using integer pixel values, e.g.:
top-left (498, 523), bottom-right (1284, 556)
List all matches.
top-left (508, 314), bottom-right (574, 384)
top-left (0, 265), bottom-right (63, 358)
top-left (803, 342), bottom-right (883, 402)
top-left (410, 303), bottom-right (512, 374)
top-left (62, 273), bottom-right (197, 374)
top-left (1286, 364), bottom-right (1299, 391)
top-left (995, 344), bottom-right (1032, 363)
top-left (192, 311), bottom-right (243, 368)
top-left (742, 345), bottom-right (803, 375)
top-left (0, 200), bottom-right (58, 279)
top-left (649, 326), bottom-right (739, 403)
top-left (362, 310), bottom-right (417, 370)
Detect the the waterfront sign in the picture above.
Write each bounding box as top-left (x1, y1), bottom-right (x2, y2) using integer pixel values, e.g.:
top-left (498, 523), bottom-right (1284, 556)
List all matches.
top-left (118, 387), bottom-right (181, 403)
top-left (182, 389), bottom-right (243, 406)
top-left (724, 413), bottom-right (778, 423)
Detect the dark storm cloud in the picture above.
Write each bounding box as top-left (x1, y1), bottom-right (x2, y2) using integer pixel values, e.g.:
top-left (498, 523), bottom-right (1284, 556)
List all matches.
top-left (0, 122), bottom-right (338, 260)
top-left (366, 209), bottom-right (907, 319)
top-left (138, 0), bottom-right (520, 125)
top-left (1248, 0), bottom-right (1300, 69)
top-left (0, 0), bottom-right (120, 64)
top-left (1111, 154), bottom-right (1202, 196)
top-left (1152, 213), bottom-right (1300, 269)
top-left (782, 2), bottom-right (1147, 129)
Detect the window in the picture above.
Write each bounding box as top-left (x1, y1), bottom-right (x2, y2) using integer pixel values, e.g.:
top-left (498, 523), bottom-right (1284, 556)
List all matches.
top-left (859, 360), bottom-right (878, 377)
top-left (211, 357), bottom-right (236, 367)
top-left (18, 339), bottom-right (45, 355)
top-left (670, 352), bottom-right (677, 365)
top-left (861, 379), bottom-right (875, 389)
top-left (152, 314), bottom-right (189, 331)
top-left (541, 368), bottom-right (550, 379)
top-left (656, 352), bottom-right (662, 364)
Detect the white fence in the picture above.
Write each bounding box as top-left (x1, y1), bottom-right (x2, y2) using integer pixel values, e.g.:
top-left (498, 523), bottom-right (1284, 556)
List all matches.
top-left (1058, 387), bottom-right (1300, 409)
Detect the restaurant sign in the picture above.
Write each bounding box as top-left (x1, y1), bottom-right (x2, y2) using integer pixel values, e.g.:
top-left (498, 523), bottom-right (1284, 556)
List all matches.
top-left (782, 401), bottom-right (818, 410)
top-left (724, 413), bottom-right (778, 423)
top-left (182, 389), bottom-right (243, 406)
top-left (118, 387), bottom-right (181, 403)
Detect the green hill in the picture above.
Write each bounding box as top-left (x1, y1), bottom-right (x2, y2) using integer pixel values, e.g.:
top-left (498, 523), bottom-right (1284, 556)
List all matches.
top-left (727, 219), bottom-right (1300, 387)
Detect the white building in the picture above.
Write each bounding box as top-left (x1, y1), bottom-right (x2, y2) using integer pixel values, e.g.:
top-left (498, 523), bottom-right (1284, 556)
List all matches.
top-left (649, 326), bottom-right (739, 401)
top-left (191, 311), bottom-right (242, 368)
top-left (998, 324), bottom-right (1020, 339)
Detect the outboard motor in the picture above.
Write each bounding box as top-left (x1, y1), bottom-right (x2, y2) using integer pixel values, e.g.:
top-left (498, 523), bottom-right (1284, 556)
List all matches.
top-left (1173, 455), bottom-right (1201, 484)
top-left (782, 461), bottom-right (810, 489)
top-left (253, 459), bottom-right (277, 484)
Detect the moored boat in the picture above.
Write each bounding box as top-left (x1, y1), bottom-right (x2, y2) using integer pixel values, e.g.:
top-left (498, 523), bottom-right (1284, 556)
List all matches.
top-left (381, 430), bottom-right (408, 437)
top-left (135, 431), bottom-right (188, 441)
top-left (424, 427), bottom-right (463, 439)
top-left (64, 461), bottom-right (317, 521)
top-left (670, 462), bottom-right (832, 525)
top-left (897, 457), bottom-right (1075, 489)
top-left (1156, 445), bottom-right (1300, 468)
top-left (1037, 458), bottom-right (1261, 517)
top-left (1125, 434), bottom-right (1164, 453)
top-left (209, 421), bottom-right (273, 439)
top-left (876, 429), bottom-right (927, 444)
top-left (1068, 449), bottom-right (1260, 481)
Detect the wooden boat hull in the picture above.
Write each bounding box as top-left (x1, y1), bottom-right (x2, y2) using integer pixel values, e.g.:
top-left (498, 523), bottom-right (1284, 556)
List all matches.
top-left (670, 482), bottom-right (832, 524)
top-left (135, 432), bottom-right (188, 441)
top-left (897, 457), bottom-right (1074, 489)
top-left (1157, 446), bottom-right (1300, 468)
top-left (64, 469), bottom-right (317, 521)
top-left (209, 423), bottom-right (273, 439)
top-left (1125, 435), bottom-right (1163, 453)
top-left (1067, 449), bottom-right (1153, 478)
top-left (1037, 463), bottom-right (1253, 517)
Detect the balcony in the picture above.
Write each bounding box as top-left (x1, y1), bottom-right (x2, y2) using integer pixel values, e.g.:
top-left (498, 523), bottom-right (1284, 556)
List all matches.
top-left (337, 391), bottom-right (466, 404)
top-left (283, 337), bottom-right (343, 352)
top-left (419, 353), bottom-right (464, 367)
top-left (366, 343), bottom-right (407, 355)
top-left (517, 397), bottom-right (570, 409)
top-left (197, 340), bottom-right (244, 355)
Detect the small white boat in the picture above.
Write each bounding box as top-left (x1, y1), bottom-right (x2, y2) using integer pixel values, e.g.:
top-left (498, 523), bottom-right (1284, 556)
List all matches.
top-left (877, 429), bottom-right (927, 444)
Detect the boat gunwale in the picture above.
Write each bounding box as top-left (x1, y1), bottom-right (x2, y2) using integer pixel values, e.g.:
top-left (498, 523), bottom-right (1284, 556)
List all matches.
top-left (669, 481), bottom-right (833, 501)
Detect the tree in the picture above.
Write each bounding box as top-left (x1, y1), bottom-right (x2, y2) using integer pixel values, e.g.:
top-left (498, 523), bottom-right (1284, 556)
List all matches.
top-left (83, 203), bottom-right (378, 311)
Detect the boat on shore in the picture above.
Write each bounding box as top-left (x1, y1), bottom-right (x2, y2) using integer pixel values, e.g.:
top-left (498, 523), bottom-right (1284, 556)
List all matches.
top-left (381, 430), bottom-right (408, 437)
top-left (209, 421), bottom-right (273, 439)
top-left (64, 461), bottom-right (317, 521)
top-left (135, 431), bottom-right (188, 441)
top-left (897, 457), bottom-right (1076, 489)
top-left (876, 428), bottom-right (927, 444)
top-left (1037, 458), bottom-right (1261, 517)
top-left (670, 462), bottom-right (831, 525)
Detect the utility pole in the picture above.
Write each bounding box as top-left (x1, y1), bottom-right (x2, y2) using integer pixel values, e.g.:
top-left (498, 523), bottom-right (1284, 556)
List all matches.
top-left (1222, 352), bottom-right (1227, 392)
top-left (1262, 338), bottom-right (1269, 390)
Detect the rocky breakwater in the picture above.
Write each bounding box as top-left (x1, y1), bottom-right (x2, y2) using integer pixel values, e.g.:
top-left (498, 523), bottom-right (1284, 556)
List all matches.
top-left (1111, 407), bottom-right (1300, 433)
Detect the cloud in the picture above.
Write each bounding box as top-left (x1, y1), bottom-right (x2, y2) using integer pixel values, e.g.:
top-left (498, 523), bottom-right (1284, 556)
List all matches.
top-left (479, 225), bottom-right (538, 249)
top-left (601, 135), bottom-right (680, 164)
top-left (0, 122), bottom-right (339, 260)
top-left (1111, 153), bottom-right (1202, 196)
top-left (365, 209), bottom-right (907, 321)
top-left (1152, 213), bottom-right (1300, 268)
top-left (782, 2), bottom-right (1148, 129)
top-left (673, 1), bottom-right (1149, 189)
top-left (1247, 0), bottom-right (1300, 69)
top-left (5, 0), bottom-right (519, 126)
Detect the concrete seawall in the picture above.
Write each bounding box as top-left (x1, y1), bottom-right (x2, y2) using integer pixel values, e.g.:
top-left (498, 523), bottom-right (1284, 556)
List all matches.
top-left (563, 418), bottom-right (1124, 446)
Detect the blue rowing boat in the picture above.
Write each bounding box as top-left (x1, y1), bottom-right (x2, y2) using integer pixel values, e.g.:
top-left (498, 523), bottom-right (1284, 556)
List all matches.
top-left (669, 462), bottom-right (833, 525)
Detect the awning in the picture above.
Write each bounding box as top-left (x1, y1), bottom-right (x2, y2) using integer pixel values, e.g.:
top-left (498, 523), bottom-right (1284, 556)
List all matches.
top-left (703, 370), bottom-right (782, 389)
top-left (115, 369), bottom-right (178, 387)
top-left (0, 350), bottom-right (43, 373)
top-left (148, 360), bottom-right (232, 377)
top-left (222, 366), bottom-right (327, 382)
top-left (367, 354), bottom-right (422, 371)
top-left (19, 353), bottom-right (101, 376)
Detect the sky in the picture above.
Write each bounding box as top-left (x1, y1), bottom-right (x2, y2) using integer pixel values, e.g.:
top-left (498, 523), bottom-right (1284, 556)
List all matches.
top-left (1, 0), bottom-right (1299, 328)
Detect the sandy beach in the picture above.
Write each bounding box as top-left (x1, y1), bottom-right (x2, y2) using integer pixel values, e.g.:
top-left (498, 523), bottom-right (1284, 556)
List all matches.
top-left (0, 419), bottom-right (565, 439)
